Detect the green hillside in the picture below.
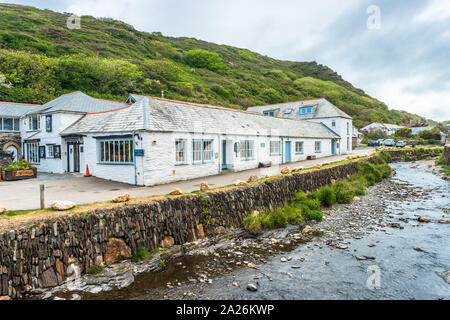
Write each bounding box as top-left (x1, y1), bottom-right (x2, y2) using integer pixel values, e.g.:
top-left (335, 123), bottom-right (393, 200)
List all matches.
top-left (0, 3), bottom-right (429, 128)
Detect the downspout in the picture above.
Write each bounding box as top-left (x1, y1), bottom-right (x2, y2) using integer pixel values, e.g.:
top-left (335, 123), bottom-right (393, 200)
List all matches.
top-left (218, 134), bottom-right (221, 174)
top-left (133, 130), bottom-right (137, 185)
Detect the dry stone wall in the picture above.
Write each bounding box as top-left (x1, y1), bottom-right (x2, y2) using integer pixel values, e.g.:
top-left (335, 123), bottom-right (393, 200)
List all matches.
top-left (0, 160), bottom-right (363, 298)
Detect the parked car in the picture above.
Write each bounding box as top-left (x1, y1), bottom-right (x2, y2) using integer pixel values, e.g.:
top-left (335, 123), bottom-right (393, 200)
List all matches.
top-left (377, 139), bottom-right (385, 146)
top-left (396, 141), bottom-right (407, 148)
top-left (368, 140), bottom-right (379, 147)
top-left (384, 139), bottom-right (396, 147)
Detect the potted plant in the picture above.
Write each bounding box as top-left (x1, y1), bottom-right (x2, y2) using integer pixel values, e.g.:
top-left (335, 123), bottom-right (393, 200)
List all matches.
top-left (3, 159), bottom-right (37, 181)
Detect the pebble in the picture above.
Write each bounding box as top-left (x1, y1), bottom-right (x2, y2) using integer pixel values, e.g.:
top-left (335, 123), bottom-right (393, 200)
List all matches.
top-left (247, 283), bottom-right (258, 292)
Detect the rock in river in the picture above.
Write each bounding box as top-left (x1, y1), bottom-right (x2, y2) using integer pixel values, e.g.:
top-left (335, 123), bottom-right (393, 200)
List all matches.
top-left (247, 283), bottom-right (258, 292)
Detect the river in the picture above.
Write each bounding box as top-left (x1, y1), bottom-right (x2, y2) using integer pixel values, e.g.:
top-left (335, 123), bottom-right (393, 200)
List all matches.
top-left (42, 161), bottom-right (450, 300)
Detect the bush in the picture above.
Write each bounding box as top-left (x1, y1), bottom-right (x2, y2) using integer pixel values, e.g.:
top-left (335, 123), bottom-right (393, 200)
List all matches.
top-left (395, 128), bottom-right (412, 137)
top-left (302, 208), bottom-right (323, 222)
top-left (303, 198), bottom-right (321, 211)
top-left (132, 247), bottom-right (151, 262)
top-left (377, 163), bottom-right (392, 178)
top-left (5, 159), bottom-right (35, 171)
top-left (359, 162), bottom-right (382, 182)
top-left (351, 181), bottom-right (366, 196)
top-left (185, 49), bottom-right (227, 74)
top-left (333, 181), bottom-right (355, 204)
top-left (317, 186), bottom-right (336, 207)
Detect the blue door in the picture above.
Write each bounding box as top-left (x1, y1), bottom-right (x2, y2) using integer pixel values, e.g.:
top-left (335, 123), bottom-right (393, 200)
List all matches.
top-left (331, 140), bottom-right (336, 155)
top-left (222, 140), bottom-right (227, 170)
top-left (285, 141), bottom-right (292, 163)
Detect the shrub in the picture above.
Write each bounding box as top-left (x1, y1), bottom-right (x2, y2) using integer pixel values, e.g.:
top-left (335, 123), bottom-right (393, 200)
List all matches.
top-left (5, 159), bottom-right (35, 171)
top-left (377, 163), bottom-right (392, 178)
top-left (185, 49), bottom-right (227, 74)
top-left (303, 198), bottom-right (321, 211)
top-left (359, 162), bottom-right (382, 182)
top-left (302, 208), bottom-right (323, 222)
top-left (333, 181), bottom-right (355, 204)
top-left (351, 181), bottom-right (366, 196)
top-left (132, 247), bottom-right (151, 262)
top-left (317, 186), bottom-right (336, 207)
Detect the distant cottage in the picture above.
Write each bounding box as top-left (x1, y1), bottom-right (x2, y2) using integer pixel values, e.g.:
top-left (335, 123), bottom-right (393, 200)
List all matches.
top-left (1, 92), bottom-right (353, 186)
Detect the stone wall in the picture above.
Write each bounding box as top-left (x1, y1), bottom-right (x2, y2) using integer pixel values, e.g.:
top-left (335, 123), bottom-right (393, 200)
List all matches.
top-left (0, 160), bottom-right (362, 298)
top-left (386, 148), bottom-right (443, 162)
top-left (0, 133), bottom-right (21, 168)
top-left (444, 146), bottom-right (450, 166)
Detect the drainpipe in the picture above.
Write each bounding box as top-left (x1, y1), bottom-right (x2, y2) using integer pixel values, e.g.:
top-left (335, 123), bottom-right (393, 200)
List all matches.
top-left (133, 130), bottom-right (137, 186)
top-left (217, 134), bottom-right (221, 174)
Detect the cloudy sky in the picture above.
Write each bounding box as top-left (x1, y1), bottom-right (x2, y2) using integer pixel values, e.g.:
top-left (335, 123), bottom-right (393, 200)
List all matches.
top-left (5, 0), bottom-right (450, 121)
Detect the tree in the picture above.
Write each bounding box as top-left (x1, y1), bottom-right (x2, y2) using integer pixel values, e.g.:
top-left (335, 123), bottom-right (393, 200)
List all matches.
top-left (395, 128), bottom-right (412, 138)
top-left (419, 128), bottom-right (442, 141)
top-left (184, 49), bottom-right (227, 74)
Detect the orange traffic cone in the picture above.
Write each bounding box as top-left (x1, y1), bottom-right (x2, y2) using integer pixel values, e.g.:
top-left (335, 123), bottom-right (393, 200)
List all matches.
top-left (84, 165), bottom-right (92, 177)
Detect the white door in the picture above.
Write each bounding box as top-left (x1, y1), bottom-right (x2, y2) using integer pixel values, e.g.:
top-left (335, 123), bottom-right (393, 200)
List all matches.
top-left (5, 146), bottom-right (18, 162)
top-left (69, 145), bottom-right (74, 172)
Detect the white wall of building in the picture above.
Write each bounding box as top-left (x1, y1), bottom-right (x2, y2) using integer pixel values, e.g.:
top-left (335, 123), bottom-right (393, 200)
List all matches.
top-left (310, 117), bottom-right (352, 154)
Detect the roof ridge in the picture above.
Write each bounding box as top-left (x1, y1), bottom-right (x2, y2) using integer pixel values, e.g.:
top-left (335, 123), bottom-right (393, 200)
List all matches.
top-left (248, 98), bottom-right (325, 108)
top-left (0, 101), bottom-right (41, 106)
top-left (87, 104), bottom-right (131, 115)
top-left (144, 95), bottom-right (325, 126)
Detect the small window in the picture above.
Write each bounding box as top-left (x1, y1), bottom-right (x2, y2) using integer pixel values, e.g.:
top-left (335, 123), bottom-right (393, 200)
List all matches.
top-left (175, 140), bottom-right (186, 164)
top-left (193, 140), bottom-right (203, 162)
top-left (295, 142), bottom-right (304, 154)
top-left (263, 110), bottom-right (276, 117)
top-left (203, 140), bottom-right (213, 162)
top-left (315, 141), bottom-right (322, 153)
top-left (347, 122), bottom-right (350, 135)
top-left (332, 120), bottom-right (336, 128)
top-left (270, 141), bottom-right (281, 155)
top-left (47, 145), bottom-right (54, 158)
top-left (299, 107), bottom-right (314, 115)
top-left (240, 140), bottom-right (254, 160)
top-left (28, 114), bottom-right (40, 131)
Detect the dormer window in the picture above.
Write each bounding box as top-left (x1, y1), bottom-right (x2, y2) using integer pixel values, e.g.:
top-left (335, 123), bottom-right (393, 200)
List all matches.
top-left (263, 110), bottom-right (276, 117)
top-left (299, 107), bottom-right (314, 115)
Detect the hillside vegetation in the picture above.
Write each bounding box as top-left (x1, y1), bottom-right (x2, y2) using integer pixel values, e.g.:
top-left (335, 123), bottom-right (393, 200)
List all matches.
top-left (0, 3), bottom-right (429, 127)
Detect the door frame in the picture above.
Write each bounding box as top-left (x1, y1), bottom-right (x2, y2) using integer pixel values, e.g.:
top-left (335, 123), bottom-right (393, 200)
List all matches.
top-left (285, 141), bottom-right (292, 163)
top-left (67, 142), bottom-right (81, 173)
top-left (221, 140), bottom-right (227, 170)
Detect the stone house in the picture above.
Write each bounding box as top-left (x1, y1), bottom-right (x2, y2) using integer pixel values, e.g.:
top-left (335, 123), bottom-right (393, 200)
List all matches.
top-left (247, 98), bottom-right (353, 154)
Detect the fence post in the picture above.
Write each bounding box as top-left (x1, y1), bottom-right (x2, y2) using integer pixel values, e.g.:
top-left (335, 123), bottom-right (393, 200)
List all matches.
top-left (40, 184), bottom-right (45, 210)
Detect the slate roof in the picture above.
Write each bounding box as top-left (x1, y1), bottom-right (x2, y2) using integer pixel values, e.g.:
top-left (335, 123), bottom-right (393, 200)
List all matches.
top-left (0, 101), bottom-right (42, 117)
top-left (25, 91), bottom-right (128, 115)
top-left (63, 95), bottom-right (340, 139)
top-left (247, 98), bottom-right (352, 120)
top-left (362, 123), bottom-right (405, 131)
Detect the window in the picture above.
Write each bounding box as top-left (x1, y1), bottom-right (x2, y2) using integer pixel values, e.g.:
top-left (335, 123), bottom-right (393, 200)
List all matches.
top-left (99, 139), bottom-right (134, 164)
top-left (26, 142), bottom-right (40, 164)
top-left (263, 110), bottom-right (276, 117)
top-left (0, 118), bottom-right (20, 132)
top-left (332, 120), bottom-right (336, 128)
top-left (193, 139), bottom-right (214, 163)
top-left (175, 140), bottom-right (186, 164)
top-left (347, 137), bottom-right (350, 151)
top-left (347, 122), bottom-right (350, 135)
top-left (47, 145), bottom-right (54, 158)
top-left (270, 141), bottom-right (281, 155)
top-left (315, 141), bottom-right (322, 153)
top-left (295, 142), bottom-right (304, 154)
top-left (203, 140), bottom-right (213, 162)
top-left (28, 114), bottom-right (40, 131)
top-left (299, 107), bottom-right (314, 115)
top-left (283, 108), bottom-right (293, 115)
top-left (240, 140), bottom-right (254, 160)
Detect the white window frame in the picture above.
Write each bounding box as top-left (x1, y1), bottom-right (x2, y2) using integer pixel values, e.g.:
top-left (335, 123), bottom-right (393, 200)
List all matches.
top-left (47, 145), bottom-right (54, 159)
top-left (240, 140), bottom-right (255, 160)
top-left (175, 139), bottom-right (187, 164)
top-left (28, 114), bottom-right (40, 131)
top-left (193, 139), bottom-right (214, 164)
top-left (315, 141), bottom-right (322, 153)
top-left (26, 142), bottom-right (40, 164)
top-left (0, 117), bottom-right (20, 132)
top-left (270, 141), bottom-right (281, 155)
top-left (295, 142), bottom-right (304, 154)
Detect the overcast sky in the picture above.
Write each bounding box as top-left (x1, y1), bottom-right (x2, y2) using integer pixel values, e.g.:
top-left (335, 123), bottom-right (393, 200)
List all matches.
top-left (5, 0), bottom-right (450, 121)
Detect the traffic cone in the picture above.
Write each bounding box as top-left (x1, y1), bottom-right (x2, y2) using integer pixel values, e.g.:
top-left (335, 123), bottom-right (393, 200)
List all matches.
top-left (84, 164), bottom-right (92, 177)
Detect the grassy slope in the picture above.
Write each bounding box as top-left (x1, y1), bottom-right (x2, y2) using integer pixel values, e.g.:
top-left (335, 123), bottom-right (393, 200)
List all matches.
top-left (0, 3), bottom-right (430, 127)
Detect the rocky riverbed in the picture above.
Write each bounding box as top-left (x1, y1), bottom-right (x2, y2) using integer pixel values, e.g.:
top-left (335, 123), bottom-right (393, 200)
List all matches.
top-left (26, 160), bottom-right (450, 300)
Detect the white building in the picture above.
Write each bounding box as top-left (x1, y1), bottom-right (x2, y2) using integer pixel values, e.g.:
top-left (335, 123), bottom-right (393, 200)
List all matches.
top-left (61, 94), bottom-right (340, 186)
top-left (409, 126), bottom-right (446, 143)
top-left (361, 123), bottom-right (405, 136)
top-left (247, 99), bottom-right (353, 154)
top-left (1, 92), bottom-right (343, 186)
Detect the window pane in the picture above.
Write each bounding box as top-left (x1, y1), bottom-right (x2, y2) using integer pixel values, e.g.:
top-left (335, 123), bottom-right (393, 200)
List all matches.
top-left (3, 118), bottom-right (13, 131)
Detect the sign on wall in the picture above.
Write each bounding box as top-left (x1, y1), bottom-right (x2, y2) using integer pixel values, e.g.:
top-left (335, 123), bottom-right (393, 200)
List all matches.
top-left (46, 115), bottom-right (52, 132)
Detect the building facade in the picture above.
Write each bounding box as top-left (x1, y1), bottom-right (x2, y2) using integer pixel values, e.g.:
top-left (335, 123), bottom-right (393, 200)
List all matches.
top-left (361, 123), bottom-right (405, 136)
top-left (247, 99), bottom-right (353, 154)
top-left (1, 92), bottom-right (346, 186)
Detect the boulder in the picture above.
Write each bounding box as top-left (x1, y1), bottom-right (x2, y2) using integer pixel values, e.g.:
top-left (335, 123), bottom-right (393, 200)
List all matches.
top-left (353, 196), bottom-right (361, 201)
top-left (258, 162), bottom-right (272, 168)
top-left (215, 226), bottom-right (226, 234)
top-left (200, 182), bottom-right (211, 191)
top-left (247, 283), bottom-right (258, 292)
top-left (169, 188), bottom-right (183, 196)
top-left (51, 200), bottom-right (76, 211)
top-left (247, 175), bottom-right (259, 183)
top-left (234, 180), bottom-right (248, 187)
top-left (104, 238), bottom-right (132, 265)
top-left (0, 207), bottom-right (7, 215)
top-left (112, 193), bottom-right (130, 203)
top-left (160, 236), bottom-right (175, 248)
top-left (281, 167), bottom-right (290, 174)
top-left (314, 164), bottom-right (321, 170)
top-left (292, 167), bottom-right (303, 172)
top-left (418, 217), bottom-right (431, 223)
top-left (0, 296), bottom-right (11, 300)
top-left (302, 225), bottom-right (314, 236)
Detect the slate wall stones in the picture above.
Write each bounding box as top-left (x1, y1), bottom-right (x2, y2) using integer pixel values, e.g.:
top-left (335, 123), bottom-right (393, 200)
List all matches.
top-left (444, 146), bottom-right (450, 166)
top-left (0, 156), bottom-right (393, 298)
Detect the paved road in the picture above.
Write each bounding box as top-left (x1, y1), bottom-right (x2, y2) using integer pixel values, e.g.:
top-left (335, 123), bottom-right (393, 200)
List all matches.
top-left (0, 148), bottom-right (375, 211)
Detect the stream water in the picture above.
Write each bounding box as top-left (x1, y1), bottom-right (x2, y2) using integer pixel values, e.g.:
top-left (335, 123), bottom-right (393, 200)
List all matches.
top-left (47, 162), bottom-right (450, 300)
